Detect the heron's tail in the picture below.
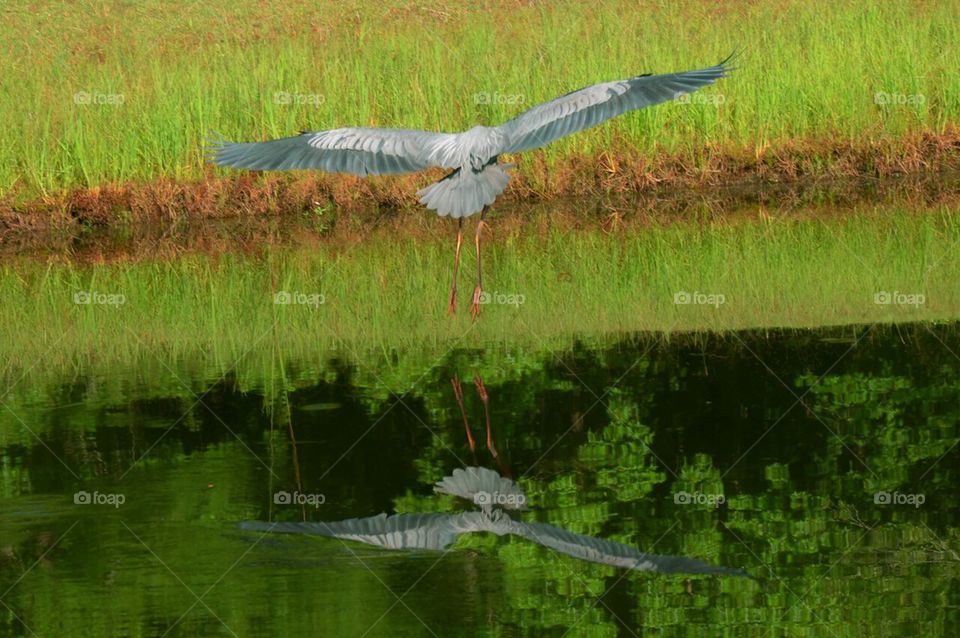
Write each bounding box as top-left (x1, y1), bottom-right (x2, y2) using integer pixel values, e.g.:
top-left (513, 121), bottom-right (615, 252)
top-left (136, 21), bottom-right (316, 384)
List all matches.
top-left (418, 163), bottom-right (513, 218)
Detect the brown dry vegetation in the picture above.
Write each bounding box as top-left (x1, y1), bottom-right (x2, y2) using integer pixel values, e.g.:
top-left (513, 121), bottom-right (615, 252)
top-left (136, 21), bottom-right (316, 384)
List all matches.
top-left (6, 170), bottom-right (959, 267)
top-left (3, 129), bottom-right (958, 238)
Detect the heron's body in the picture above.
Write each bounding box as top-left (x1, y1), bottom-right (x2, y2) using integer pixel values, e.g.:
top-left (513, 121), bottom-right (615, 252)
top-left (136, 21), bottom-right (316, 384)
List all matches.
top-left (210, 56), bottom-right (735, 315)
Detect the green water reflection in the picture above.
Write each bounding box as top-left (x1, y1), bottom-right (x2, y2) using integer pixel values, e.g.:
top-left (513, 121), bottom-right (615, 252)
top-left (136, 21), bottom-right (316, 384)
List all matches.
top-left (1, 325), bottom-right (958, 636)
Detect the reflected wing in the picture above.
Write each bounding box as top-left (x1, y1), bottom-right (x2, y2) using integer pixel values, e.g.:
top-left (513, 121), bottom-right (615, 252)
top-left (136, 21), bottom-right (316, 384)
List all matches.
top-left (497, 55), bottom-right (734, 154)
top-left (210, 128), bottom-right (458, 175)
top-left (239, 512), bottom-right (461, 550)
top-left (514, 521), bottom-right (749, 577)
top-left (435, 467), bottom-right (529, 511)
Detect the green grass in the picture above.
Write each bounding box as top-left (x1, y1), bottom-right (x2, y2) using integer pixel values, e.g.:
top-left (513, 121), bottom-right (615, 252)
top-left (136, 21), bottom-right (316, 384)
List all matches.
top-left (0, 0), bottom-right (957, 200)
top-left (2, 204), bottom-right (958, 384)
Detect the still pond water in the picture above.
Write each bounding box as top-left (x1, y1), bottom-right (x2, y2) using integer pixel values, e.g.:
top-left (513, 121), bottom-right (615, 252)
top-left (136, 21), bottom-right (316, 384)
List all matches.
top-left (1, 325), bottom-right (958, 636)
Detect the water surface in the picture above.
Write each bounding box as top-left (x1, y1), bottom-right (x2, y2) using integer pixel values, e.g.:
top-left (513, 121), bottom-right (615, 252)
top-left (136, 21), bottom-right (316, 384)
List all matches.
top-left (2, 325), bottom-right (958, 636)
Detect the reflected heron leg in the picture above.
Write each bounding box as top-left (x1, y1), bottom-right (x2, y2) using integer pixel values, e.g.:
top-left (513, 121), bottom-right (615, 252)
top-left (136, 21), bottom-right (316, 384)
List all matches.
top-left (472, 374), bottom-right (499, 461)
top-left (473, 374), bottom-right (511, 477)
top-left (448, 217), bottom-right (463, 315)
top-left (470, 205), bottom-right (489, 321)
top-left (451, 375), bottom-right (477, 454)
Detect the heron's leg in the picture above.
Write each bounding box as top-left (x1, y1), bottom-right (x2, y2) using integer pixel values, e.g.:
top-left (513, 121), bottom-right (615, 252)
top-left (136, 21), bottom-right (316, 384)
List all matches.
top-left (473, 374), bottom-right (511, 477)
top-left (451, 375), bottom-right (476, 453)
top-left (472, 373), bottom-right (499, 460)
top-left (448, 217), bottom-right (463, 315)
top-left (470, 206), bottom-right (489, 321)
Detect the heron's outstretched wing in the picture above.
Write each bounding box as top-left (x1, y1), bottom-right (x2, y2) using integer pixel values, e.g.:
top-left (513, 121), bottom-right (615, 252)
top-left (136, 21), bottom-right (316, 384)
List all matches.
top-left (239, 512), bottom-right (462, 550)
top-left (497, 55), bottom-right (734, 154)
top-left (210, 128), bottom-right (459, 175)
top-left (240, 513), bottom-right (749, 576)
top-left (513, 521), bottom-right (750, 577)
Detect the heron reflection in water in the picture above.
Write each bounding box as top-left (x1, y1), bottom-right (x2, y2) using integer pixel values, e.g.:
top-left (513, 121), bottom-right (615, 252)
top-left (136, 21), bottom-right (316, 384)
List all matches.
top-left (241, 375), bottom-right (750, 578)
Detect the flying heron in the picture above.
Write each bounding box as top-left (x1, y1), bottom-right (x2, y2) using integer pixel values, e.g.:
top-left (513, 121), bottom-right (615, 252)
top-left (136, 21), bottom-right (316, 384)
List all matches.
top-left (242, 377), bottom-right (749, 576)
top-left (240, 466), bottom-right (749, 577)
top-left (210, 55), bottom-right (734, 318)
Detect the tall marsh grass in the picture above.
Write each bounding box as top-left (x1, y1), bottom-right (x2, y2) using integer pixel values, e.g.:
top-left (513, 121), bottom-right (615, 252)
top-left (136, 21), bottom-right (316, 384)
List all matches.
top-left (0, 0), bottom-right (957, 199)
top-left (1, 205), bottom-right (957, 383)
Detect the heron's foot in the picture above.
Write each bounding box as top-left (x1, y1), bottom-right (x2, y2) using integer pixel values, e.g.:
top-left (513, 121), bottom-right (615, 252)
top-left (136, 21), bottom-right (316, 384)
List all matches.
top-left (448, 287), bottom-right (457, 316)
top-left (470, 285), bottom-right (483, 321)
top-left (473, 374), bottom-right (488, 401)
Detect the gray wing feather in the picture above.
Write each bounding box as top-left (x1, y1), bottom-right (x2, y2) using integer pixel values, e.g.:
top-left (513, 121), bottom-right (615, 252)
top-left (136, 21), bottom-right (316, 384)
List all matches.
top-left (240, 514), bottom-right (748, 576)
top-left (434, 467), bottom-right (529, 512)
top-left (210, 128), bottom-right (458, 175)
top-left (513, 521), bottom-right (750, 577)
top-left (239, 512), bottom-right (461, 550)
top-left (497, 56), bottom-right (734, 154)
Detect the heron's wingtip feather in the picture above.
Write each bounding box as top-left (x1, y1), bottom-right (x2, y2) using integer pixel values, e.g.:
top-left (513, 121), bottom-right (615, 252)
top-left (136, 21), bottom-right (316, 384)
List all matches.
top-left (204, 132), bottom-right (223, 163)
top-left (719, 48), bottom-right (743, 73)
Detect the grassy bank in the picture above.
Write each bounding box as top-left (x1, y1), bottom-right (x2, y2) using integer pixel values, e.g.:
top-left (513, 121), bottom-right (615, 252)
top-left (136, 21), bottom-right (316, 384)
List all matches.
top-left (7, 173), bottom-right (960, 257)
top-left (0, 0), bottom-right (958, 216)
top-left (2, 204), bottom-right (958, 382)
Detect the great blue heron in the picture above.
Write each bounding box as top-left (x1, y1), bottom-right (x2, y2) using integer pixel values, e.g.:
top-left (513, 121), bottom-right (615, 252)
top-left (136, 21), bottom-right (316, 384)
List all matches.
top-left (211, 55), bottom-right (734, 318)
top-left (240, 467), bottom-right (749, 577)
